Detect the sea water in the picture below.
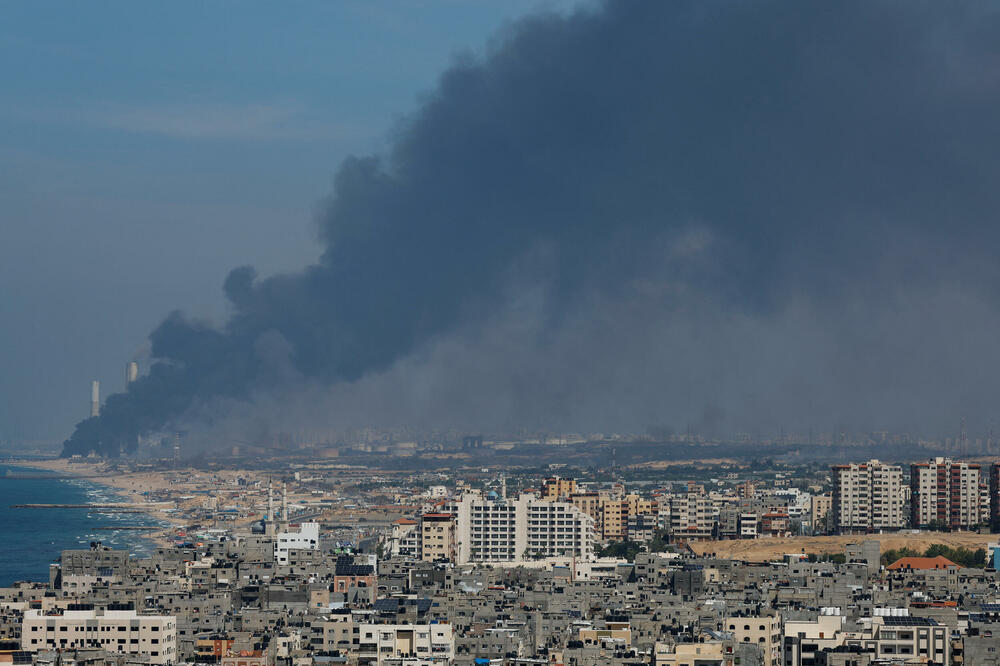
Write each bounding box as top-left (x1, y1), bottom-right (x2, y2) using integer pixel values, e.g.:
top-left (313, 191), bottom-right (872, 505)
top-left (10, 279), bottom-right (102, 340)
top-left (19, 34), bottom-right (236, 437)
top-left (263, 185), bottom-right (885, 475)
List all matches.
top-left (0, 463), bottom-right (164, 585)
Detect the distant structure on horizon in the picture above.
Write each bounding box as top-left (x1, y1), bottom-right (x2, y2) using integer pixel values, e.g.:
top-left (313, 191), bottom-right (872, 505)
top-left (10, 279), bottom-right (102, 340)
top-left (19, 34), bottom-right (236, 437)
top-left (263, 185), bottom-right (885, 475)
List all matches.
top-left (90, 380), bottom-right (100, 418)
top-left (125, 361), bottom-right (138, 391)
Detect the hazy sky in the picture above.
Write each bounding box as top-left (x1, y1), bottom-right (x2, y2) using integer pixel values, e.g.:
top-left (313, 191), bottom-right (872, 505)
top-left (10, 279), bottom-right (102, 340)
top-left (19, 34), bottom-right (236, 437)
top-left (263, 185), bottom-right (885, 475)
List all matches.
top-left (0, 0), bottom-right (584, 442)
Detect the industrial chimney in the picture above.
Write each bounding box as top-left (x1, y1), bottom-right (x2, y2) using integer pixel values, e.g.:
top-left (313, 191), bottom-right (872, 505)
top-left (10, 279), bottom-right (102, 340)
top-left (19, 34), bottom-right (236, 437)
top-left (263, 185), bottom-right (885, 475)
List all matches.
top-left (125, 361), bottom-right (138, 391)
top-left (90, 381), bottom-right (100, 418)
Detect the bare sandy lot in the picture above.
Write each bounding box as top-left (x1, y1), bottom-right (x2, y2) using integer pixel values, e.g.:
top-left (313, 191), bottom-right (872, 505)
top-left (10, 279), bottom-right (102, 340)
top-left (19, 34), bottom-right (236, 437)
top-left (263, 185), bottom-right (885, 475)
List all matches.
top-left (688, 532), bottom-right (999, 561)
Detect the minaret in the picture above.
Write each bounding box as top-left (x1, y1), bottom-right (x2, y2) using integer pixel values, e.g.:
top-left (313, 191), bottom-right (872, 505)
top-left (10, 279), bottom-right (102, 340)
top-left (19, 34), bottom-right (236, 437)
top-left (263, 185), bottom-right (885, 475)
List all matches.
top-left (267, 480), bottom-right (275, 536)
top-left (281, 483), bottom-right (289, 531)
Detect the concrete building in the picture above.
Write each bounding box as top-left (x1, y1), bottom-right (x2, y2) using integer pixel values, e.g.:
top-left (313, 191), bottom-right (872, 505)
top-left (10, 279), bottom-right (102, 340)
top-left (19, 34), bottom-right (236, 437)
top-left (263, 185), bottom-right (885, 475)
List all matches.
top-left (387, 518), bottom-right (420, 558)
top-left (660, 492), bottom-right (716, 540)
top-left (783, 615), bottom-right (845, 666)
top-left (911, 458), bottom-right (988, 530)
top-left (859, 616), bottom-right (950, 666)
top-left (830, 460), bottom-right (905, 533)
top-left (448, 493), bottom-right (594, 564)
top-left (274, 522), bottom-right (319, 566)
top-left (656, 641), bottom-right (761, 666)
top-left (810, 494), bottom-right (832, 534)
top-left (724, 615), bottom-right (781, 666)
top-left (419, 513), bottom-right (456, 562)
top-left (569, 491), bottom-right (603, 527)
top-left (844, 540), bottom-right (881, 576)
top-left (357, 623), bottom-right (453, 665)
top-left (542, 477), bottom-right (577, 500)
top-left (991, 462), bottom-right (1000, 529)
top-left (601, 499), bottom-right (629, 540)
top-left (21, 609), bottom-right (177, 665)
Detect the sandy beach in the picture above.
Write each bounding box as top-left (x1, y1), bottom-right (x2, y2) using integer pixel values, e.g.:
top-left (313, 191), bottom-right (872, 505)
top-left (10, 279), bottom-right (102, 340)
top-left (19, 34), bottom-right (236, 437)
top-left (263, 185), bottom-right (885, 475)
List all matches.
top-left (6, 458), bottom-right (190, 548)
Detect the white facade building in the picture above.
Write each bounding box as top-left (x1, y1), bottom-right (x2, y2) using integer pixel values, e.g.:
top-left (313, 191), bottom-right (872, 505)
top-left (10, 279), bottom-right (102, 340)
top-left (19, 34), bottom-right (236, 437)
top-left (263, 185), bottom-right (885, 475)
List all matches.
top-left (447, 492), bottom-right (594, 564)
top-left (275, 522), bottom-right (320, 565)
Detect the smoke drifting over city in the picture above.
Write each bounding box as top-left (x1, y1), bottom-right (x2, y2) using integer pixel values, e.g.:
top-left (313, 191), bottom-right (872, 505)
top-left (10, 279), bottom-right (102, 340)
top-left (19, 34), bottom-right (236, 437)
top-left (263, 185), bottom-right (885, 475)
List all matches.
top-left (63, 0), bottom-right (1000, 456)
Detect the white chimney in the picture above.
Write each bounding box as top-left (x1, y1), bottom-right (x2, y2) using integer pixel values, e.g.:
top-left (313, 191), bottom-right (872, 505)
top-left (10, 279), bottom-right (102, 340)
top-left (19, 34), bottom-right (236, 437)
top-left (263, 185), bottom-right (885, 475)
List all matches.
top-left (90, 381), bottom-right (100, 418)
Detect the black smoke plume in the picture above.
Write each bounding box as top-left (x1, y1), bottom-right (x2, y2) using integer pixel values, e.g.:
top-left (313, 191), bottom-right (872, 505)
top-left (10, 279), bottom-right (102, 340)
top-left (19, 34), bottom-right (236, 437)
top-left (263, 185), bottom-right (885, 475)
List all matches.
top-left (64, 0), bottom-right (1000, 456)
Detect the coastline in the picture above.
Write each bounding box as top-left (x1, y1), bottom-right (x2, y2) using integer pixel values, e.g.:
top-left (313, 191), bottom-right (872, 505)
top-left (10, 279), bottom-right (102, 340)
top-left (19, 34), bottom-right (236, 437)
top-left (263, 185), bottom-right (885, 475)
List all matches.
top-left (4, 458), bottom-right (182, 549)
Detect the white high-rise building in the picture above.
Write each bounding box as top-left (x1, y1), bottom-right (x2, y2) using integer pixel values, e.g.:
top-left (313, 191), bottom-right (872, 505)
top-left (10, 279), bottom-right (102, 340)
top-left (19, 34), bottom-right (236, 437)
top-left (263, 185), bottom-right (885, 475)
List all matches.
top-left (445, 492), bottom-right (594, 564)
top-left (831, 460), bottom-right (905, 532)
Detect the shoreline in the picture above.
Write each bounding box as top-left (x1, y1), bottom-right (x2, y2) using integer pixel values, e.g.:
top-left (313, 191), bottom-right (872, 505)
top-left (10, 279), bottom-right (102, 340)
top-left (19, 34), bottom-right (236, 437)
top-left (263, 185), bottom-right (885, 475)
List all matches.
top-left (4, 458), bottom-right (183, 550)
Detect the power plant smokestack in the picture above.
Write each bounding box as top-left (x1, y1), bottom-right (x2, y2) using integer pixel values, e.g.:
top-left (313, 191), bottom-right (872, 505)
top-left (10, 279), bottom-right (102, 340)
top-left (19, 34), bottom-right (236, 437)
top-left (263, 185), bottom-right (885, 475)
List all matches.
top-left (124, 362), bottom-right (138, 391)
top-left (90, 381), bottom-right (100, 418)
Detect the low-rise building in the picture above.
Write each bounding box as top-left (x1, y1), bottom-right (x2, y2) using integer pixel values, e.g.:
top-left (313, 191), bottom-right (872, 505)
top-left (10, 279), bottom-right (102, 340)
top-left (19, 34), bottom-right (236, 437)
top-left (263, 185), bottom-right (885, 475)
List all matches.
top-left (20, 609), bottom-right (177, 665)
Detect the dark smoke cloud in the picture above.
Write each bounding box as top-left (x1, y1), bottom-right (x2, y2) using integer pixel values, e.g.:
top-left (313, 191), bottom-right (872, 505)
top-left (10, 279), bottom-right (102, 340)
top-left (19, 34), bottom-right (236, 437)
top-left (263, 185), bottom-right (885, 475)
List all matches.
top-left (64, 0), bottom-right (1000, 456)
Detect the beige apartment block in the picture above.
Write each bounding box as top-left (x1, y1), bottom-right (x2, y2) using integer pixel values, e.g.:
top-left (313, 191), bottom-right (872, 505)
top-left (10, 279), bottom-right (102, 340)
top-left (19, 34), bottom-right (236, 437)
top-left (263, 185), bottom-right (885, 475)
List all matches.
top-left (357, 623), bottom-right (453, 665)
top-left (420, 513), bottom-right (456, 562)
top-left (21, 609), bottom-right (177, 665)
top-left (724, 615), bottom-right (781, 666)
top-left (831, 460), bottom-right (905, 533)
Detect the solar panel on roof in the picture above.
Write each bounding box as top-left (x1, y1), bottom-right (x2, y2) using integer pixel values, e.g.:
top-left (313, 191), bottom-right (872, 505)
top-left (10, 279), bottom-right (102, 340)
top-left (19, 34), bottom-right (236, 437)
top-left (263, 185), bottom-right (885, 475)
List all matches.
top-left (881, 616), bottom-right (937, 626)
top-left (373, 599), bottom-right (399, 612)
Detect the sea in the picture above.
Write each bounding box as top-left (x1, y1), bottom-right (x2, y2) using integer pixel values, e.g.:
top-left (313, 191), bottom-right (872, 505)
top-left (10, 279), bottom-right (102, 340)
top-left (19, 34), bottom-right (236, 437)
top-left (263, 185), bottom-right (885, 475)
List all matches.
top-left (0, 462), bottom-right (165, 586)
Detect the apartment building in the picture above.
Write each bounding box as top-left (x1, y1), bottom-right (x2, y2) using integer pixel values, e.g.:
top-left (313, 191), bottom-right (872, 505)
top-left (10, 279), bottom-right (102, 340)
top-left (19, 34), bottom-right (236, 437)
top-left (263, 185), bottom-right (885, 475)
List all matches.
top-left (911, 458), bottom-right (988, 530)
top-left (660, 492), bottom-right (716, 540)
top-left (357, 623), bottom-right (454, 665)
top-left (419, 513), bottom-right (456, 562)
top-left (542, 477), bottom-right (577, 500)
top-left (655, 641), bottom-right (761, 666)
top-left (21, 609), bottom-right (177, 665)
top-left (568, 491), bottom-right (602, 526)
top-left (448, 492), bottom-right (594, 564)
top-left (601, 499), bottom-right (629, 540)
top-left (387, 518), bottom-right (420, 558)
top-left (831, 460), bottom-right (905, 533)
top-left (810, 494), bottom-right (832, 534)
top-left (783, 615), bottom-right (845, 666)
top-left (724, 615), bottom-right (782, 666)
top-left (848, 616), bottom-right (950, 666)
top-left (274, 522), bottom-right (320, 566)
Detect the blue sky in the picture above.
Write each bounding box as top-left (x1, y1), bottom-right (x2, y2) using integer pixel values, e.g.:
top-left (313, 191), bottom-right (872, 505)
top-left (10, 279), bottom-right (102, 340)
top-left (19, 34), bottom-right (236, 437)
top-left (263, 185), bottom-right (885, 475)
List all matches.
top-left (0, 0), bottom-right (586, 443)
